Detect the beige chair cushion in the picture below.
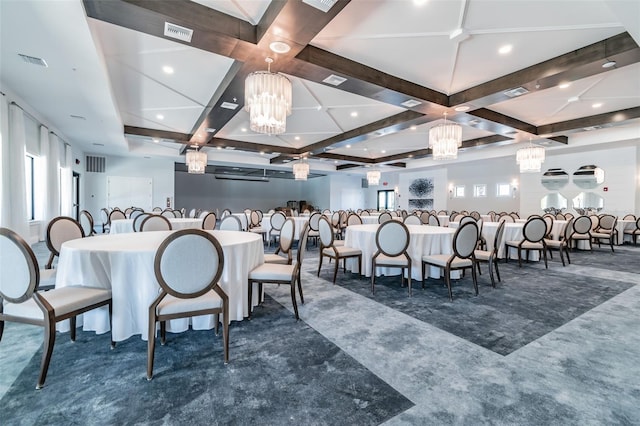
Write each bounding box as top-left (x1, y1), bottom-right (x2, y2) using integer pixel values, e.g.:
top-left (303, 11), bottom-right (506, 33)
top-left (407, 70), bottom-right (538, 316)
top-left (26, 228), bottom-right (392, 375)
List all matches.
top-left (264, 253), bottom-right (289, 265)
top-left (308, 230), bottom-right (320, 237)
top-left (323, 246), bottom-right (360, 257)
top-left (249, 263), bottom-right (295, 281)
top-left (505, 240), bottom-right (543, 250)
top-left (544, 239), bottom-right (564, 248)
top-left (250, 227), bottom-right (265, 233)
top-left (591, 232), bottom-right (613, 239)
top-left (4, 286), bottom-right (111, 320)
top-left (374, 253), bottom-right (409, 266)
top-left (474, 250), bottom-right (491, 261)
top-left (422, 254), bottom-right (472, 268)
top-left (333, 240), bottom-right (345, 246)
top-left (157, 290), bottom-right (222, 316)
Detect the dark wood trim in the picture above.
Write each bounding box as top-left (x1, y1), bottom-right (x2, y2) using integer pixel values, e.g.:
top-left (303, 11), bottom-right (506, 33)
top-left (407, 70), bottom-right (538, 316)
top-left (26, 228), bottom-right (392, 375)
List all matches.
top-left (450, 32), bottom-right (640, 108)
top-left (537, 106), bottom-right (640, 135)
top-left (336, 164), bottom-right (361, 171)
top-left (465, 109), bottom-right (537, 135)
top-left (207, 137), bottom-right (298, 155)
top-left (124, 126), bottom-right (190, 142)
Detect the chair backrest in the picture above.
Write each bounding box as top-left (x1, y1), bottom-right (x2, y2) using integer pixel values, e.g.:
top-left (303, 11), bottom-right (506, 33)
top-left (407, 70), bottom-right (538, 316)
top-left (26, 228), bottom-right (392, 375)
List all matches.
top-left (189, 208), bottom-right (197, 218)
top-left (198, 210), bottom-right (210, 219)
top-left (376, 220), bottom-right (410, 257)
top-left (499, 214), bottom-right (515, 223)
top-left (428, 214), bottom-right (440, 227)
top-left (636, 217), bottom-right (640, 230)
top-left (492, 221), bottom-right (506, 256)
top-left (510, 212), bottom-right (520, 220)
top-left (100, 208), bottom-right (109, 225)
top-left (347, 213), bottom-right (363, 226)
top-left (573, 215), bottom-right (591, 234)
top-left (219, 215), bottom-right (242, 231)
top-left (562, 218), bottom-right (575, 241)
top-left (152, 207), bottom-right (163, 212)
top-left (270, 212), bottom-right (287, 231)
top-left (278, 218), bottom-right (295, 255)
top-left (0, 227), bottom-right (38, 303)
top-left (154, 229), bottom-right (225, 299)
top-left (296, 222), bottom-right (311, 267)
top-left (563, 212), bottom-right (574, 220)
top-left (378, 212), bottom-right (392, 224)
top-left (543, 215), bottom-right (554, 235)
top-left (470, 211), bottom-right (480, 220)
top-left (598, 214), bottom-right (616, 230)
top-left (339, 211), bottom-right (348, 228)
top-left (109, 209), bottom-right (126, 223)
top-left (133, 213), bottom-right (151, 232)
top-left (360, 210), bottom-right (370, 216)
top-left (221, 209), bottom-right (232, 219)
top-left (453, 221), bottom-right (479, 259)
top-left (459, 215), bottom-right (475, 225)
top-left (437, 210), bottom-right (447, 216)
top-left (161, 209), bottom-right (176, 218)
top-left (202, 212), bottom-right (217, 230)
top-left (130, 209), bottom-right (144, 221)
top-left (256, 210), bottom-right (263, 222)
top-left (331, 211), bottom-right (340, 227)
top-left (318, 216), bottom-right (335, 248)
top-left (404, 214), bottom-right (421, 225)
top-left (322, 209), bottom-right (331, 215)
top-left (141, 215), bottom-right (172, 232)
top-left (309, 212), bottom-right (321, 231)
top-left (250, 210), bottom-right (261, 227)
top-left (124, 207), bottom-right (134, 217)
top-left (523, 216), bottom-right (546, 243)
top-left (46, 216), bottom-right (84, 256)
top-left (453, 214), bottom-right (465, 222)
top-left (589, 215), bottom-right (600, 230)
top-left (172, 209), bottom-right (183, 218)
top-left (622, 214), bottom-right (636, 221)
top-left (419, 212), bottom-right (430, 224)
top-left (555, 213), bottom-right (565, 220)
top-left (79, 210), bottom-right (94, 236)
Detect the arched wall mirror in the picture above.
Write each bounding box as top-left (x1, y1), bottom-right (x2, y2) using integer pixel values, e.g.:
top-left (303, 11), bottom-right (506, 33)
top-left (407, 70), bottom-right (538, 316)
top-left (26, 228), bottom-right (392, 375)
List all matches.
top-left (541, 193), bottom-right (568, 210)
top-left (572, 192), bottom-right (604, 213)
top-left (573, 165), bottom-right (604, 189)
top-left (541, 168), bottom-right (569, 190)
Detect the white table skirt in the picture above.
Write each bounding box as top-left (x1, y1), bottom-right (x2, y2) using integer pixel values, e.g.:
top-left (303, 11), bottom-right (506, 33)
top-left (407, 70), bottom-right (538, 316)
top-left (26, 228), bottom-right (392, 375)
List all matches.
top-left (450, 221), bottom-right (539, 260)
top-left (437, 215), bottom-right (450, 227)
top-left (344, 224), bottom-right (457, 281)
top-left (109, 218), bottom-right (202, 234)
top-left (262, 216), bottom-right (309, 240)
top-left (55, 230), bottom-right (264, 341)
top-left (361, 216), bottom-right (379, 224)
top-left (617, 219), bottom-right (636, 244)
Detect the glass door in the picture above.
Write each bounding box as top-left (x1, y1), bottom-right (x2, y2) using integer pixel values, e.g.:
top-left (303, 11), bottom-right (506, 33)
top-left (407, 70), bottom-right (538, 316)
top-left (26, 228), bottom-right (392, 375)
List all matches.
top-left (377, 190), bottom-right (395, 210)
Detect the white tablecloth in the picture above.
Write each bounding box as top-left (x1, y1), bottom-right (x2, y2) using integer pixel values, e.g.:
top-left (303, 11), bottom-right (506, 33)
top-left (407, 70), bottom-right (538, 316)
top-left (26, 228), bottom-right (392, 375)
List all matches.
top-left (262, 216), bottom-right (309, 240)
top-left (55, 230), bottom-right (264, 341)
top-left (361, 216), bottom-right (379, 224)
top-left (109, 218), bottom-right (202, 234)
top-left (231, 213), bottom-right (249, 230)
top-left (344, 224), bottom-right (457, 280)
top-left (617, 219), bottom-right (636, 244)
top-left (450, 221), bottom-right (539, 260)
top-left (438, 215), bottom-right (450, 227)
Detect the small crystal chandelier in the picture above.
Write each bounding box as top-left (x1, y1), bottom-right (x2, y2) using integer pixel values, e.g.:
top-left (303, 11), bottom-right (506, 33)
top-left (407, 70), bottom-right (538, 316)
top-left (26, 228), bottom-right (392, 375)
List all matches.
top-left (292, 158), bottom-right (309, 181)
top-left (244, 57), bottom-right (292, 135)
top-left (366, 170), bottom-right (381, 186)
top-left (429, 112), bottom-right (462, 160)
top-left (186, 145), bottom-right (207, 174)
top-left (516, 139), bottom-right (545, 173)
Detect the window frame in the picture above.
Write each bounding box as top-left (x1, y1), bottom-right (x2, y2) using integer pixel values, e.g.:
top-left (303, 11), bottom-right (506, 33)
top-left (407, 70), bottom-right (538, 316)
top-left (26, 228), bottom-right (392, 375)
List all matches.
top-left (453, 185), bottom-right (465, 198)
top-left (473, 184), bottom-right (487, 198)
top-left (496, 183), bottom-right (511, 198)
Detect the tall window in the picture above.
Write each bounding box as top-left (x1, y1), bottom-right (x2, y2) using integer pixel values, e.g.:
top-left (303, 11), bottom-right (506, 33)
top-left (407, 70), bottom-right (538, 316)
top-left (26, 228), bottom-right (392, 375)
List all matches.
top-left (378, 190), bottom-right (395, 210)
top-left (454, 185), bottom-right (465, 198)
top-left (25, 155), bottom-right (35, 220)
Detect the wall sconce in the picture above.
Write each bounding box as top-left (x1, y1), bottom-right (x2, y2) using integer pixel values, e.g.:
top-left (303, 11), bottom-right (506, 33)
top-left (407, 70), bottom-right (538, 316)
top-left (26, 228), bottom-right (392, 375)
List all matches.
top-left (511, 179), bottom-right (519, 198)
top-left (448, 183), bottom-right (454, 200)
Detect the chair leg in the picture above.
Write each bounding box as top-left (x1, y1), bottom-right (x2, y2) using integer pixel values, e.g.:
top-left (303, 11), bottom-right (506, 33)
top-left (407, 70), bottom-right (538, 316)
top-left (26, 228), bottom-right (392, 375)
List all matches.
top-left (37, 316), bottom-right (56, 389)
top-left (494, 258), bottom-right (501, 282)
top-left (147, 312), bottom-right (156, 380)
top-left (542, 247), bottom-right (548, 269)
top-left (214, 313), bottom-right (220, 336)
top-left (488, 259), bottom-right (496, 288)
top-left (421, 261), bottom-right (426, 289)
top-left (160, 321), bottom-right (166, 345)
top-left (109, 302), bottom-right (115, 349)
top-left (559, 248), bottom-right (565, 267)
top-left (70, 316), bottom-right (77, 341)
top-left (358, 255), bottom-right (362, 276)
top-left (445, 268), bottom-right (453, 301)
top-left (332, 257), bottom-right (339, 284)
top-left (565, 246), bottom-right (571, 264)
top-left (297, 272), bottom-right (304, 304)
top-left (317, 254), bottom-right (323, 277)
top-left (290, 284), bottom-right (299, 320)
top-left (371, 259), bottom-right (376, 294)
top-left (471, 265), bottom-right (479, 296)
top-left (247, 280), bottom-right (253, 320)
top-left (222, 300), bottom-right (229, 364)
top-left (517, 247), bottom-right (522, 267)
top-left (407, 262), bottom-right (412, 297)
top-left (476, 262), bottom-right (482, 275)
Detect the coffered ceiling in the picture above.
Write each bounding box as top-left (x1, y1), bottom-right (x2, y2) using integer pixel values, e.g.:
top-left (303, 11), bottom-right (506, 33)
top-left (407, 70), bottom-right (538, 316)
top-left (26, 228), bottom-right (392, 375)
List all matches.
top-left (1, 0), bottom-right (639, 175)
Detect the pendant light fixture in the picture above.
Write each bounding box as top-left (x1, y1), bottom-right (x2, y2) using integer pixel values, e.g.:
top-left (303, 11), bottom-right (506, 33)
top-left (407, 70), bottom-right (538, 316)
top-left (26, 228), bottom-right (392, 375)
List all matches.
top-left (244, 57), bottom-right (292, 135)
top-left (186, 145), bottom-right (207, 174)
top-left (366, 170), bottom-right (381, 186)
top-left (429, 112), bottom-right (462, 160)
top-left (292, 157), bottom-right (309, 181)
top-left (516, 138), bottom-right (545, 173)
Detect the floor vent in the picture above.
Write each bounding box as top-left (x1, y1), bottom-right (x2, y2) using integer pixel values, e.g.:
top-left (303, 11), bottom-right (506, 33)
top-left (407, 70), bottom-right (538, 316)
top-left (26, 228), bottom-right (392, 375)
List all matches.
top-left (86, 156), bottom-right (106, 173)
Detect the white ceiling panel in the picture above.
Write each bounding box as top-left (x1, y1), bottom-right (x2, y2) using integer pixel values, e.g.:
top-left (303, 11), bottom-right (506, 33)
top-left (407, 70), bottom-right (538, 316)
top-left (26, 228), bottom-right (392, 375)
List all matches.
top-left (191, 0), bottom-right (271, 25)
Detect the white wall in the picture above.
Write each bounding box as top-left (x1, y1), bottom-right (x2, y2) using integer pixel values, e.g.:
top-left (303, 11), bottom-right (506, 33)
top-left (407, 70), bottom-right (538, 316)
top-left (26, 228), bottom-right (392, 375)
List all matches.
top-left (328, 175), bottom-right (367, 211)
top-left (397, 168), bottom-right (448, 212)
top-left (83, 156), bottom-right (175, 221)
top-left (520, 144), bottom-right (639, 217)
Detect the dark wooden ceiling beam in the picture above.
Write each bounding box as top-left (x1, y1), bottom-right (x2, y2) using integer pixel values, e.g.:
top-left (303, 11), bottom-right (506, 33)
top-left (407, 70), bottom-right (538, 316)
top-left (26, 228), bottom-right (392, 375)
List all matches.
top-left (206, 137), bottom-right (298, 155)
top-left (450, 32), bottom-right (640, 108)
top-left (123, 125), bottom-right (190, 142)
top-left (537, 106), bottom-right (640, 135)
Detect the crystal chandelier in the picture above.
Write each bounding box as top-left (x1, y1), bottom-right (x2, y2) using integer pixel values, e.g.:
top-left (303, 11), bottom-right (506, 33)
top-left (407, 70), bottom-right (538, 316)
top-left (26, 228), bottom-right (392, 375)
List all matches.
top-left (366, 170), bottom-right (381, 186)
top-left (292, 158), bottom-right (309, 181)
top-left (186, 145), bottom-right (207, 174)
top-left (428, 113), bottom-right (462, 160)
top-left (516, 139), bottom-right (545, 173)
top-left (244, 57), bottom-right (292, 135)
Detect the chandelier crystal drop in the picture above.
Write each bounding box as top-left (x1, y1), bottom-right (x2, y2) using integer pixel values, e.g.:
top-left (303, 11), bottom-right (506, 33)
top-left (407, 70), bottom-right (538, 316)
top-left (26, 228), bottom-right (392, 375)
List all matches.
top-left (244, 57), bottom-right (292, 135)
top-left (516, 139), bottom-right (545, 173)
top-left (186, 146), bottom-right (207, 174)
top-left (293, 158), bottom-right (309, 181)
top-left (366, 170), bottom-right (381, 186)
top-left (428, 113), bottom-right (462, 160)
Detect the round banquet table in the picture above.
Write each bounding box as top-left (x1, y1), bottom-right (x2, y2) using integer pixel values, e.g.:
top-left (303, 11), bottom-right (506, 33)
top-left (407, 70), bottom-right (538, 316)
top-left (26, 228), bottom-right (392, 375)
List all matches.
top-left (361, 216), bottom-right (379, 224)
top-left (437, 215), bottom-right (450, 227)
top-left (109, 218), bottom-right (202, 234)
top-left (55, 230), bottom-right (264, 342)
top-left (344, 224), bottom-right (457, 281)
top-left (450, 221), bottom-right (542, 260)
top-left (262, 216), bottom-right (309, 240)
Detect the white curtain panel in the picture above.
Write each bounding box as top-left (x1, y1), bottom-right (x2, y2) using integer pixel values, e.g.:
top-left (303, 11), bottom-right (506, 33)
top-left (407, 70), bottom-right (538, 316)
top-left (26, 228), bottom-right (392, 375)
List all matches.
top-left (2, 104), bottom-right (29, 239)
top-left (60, 143), bottom-right (73, 216)
top-left (46, 132), bottom-right (61, 224)
top-left (38, 125), bottom-right (50, 239)
top-left (0, 94), bottom-right (8, 227)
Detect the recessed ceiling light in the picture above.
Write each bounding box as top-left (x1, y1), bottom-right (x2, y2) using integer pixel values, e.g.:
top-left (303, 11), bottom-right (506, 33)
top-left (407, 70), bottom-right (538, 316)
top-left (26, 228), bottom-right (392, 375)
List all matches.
top-left (363, 148), bottom-right (368, 151)
top-left (233, 167), bottom-right (240, 170)
top-left (346, 144), bottom-right (351, 148)
top-left (568, 96), bottom-right (580, 103)
top-left (592, 102), bottom-right (603, 108)
top-left (217, 147), bottom-right (222, 150)
top-left (92, 143), bottom-right (104, 146)
top-left (558, 82), bottom-right (571, 89)
top-left (408, 154), bottom-right (414, 158)
top-left (295, 136), bottom-right (300, 141)
top-left (381, 150), bottom-right (386, 153)
top-left (350, 111), bottom-right (358, 117)
top-left (454, 105), bottom-right (470, 112)
top-left (156, 114), bottom-right (164, 120)
top-left (269, 41), bottom-right (291, 54)
top-left (260, 151), bottom-right (265, 155)
top-left (152, 138), bottom-right (160, 143)
top-left (316, 105), bottom-right (322, 111)
top-left (410, 125), bottom-right (417, 130)
top-left (162, 65), bottom-right (174, 74)
top-left (334, 160), bottom-right (338, 164)
top-left (241, 128), bottom-right (247, 132)
top-left (413, 0), bottom-right (428, 5)
top-left (602, 60), bottom-right (616, 68)
top-left (498, 44), bottom-right (512, 55)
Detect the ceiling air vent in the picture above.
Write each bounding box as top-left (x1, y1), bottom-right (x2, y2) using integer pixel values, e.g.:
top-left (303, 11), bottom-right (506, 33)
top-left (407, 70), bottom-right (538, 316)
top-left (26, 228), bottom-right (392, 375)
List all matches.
top-left (503, 87), bottom-right (529, 98)
top-left (18, 53), bottom-right (48, 67)
top-left (322, 74), bottom-right (347, 86)
top-left (86, 155), bottom-right (106, 173)
top-left (164, 22), bottom-right (193, 43)
top-left (302, 0), bottom-right (338, 12)
top-left (220, 102), bottom-right (238, 110)
top-left (401, 99), bottom-right (422, 108)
